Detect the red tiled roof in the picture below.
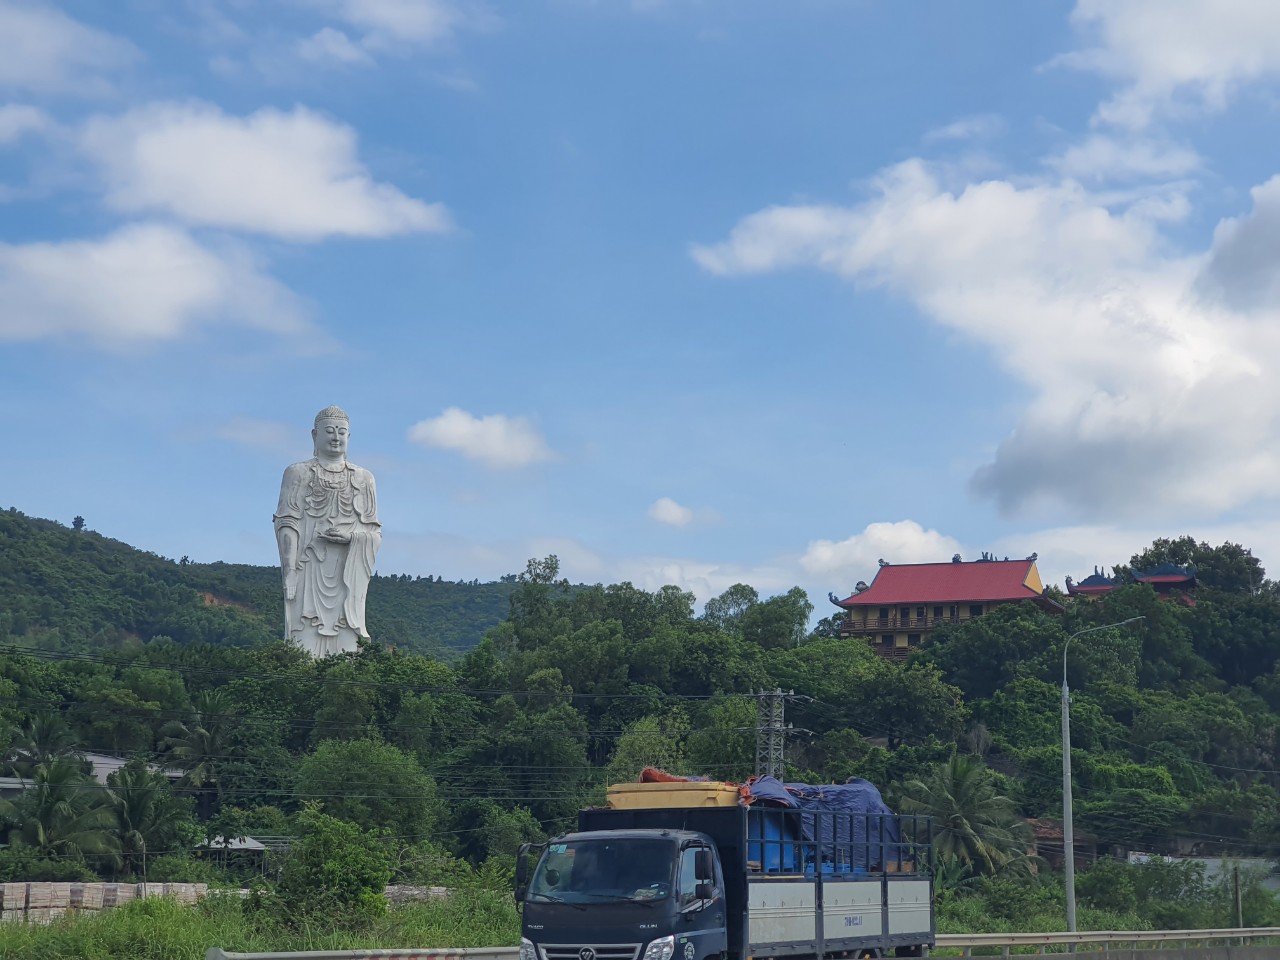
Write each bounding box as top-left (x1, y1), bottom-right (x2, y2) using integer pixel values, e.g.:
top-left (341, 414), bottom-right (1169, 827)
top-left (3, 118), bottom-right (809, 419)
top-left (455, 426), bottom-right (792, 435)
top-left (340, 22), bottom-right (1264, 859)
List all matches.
top-left (835, 559), bottom-right (1054, 608)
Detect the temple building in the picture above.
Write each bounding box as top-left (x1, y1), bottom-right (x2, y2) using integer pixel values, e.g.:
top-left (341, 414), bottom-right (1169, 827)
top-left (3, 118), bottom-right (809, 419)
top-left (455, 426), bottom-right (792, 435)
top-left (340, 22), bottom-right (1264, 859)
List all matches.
top-left (1065, 562), bottom-right (1198, 606)
top-left (830, 554), bottom-right (1064, 660)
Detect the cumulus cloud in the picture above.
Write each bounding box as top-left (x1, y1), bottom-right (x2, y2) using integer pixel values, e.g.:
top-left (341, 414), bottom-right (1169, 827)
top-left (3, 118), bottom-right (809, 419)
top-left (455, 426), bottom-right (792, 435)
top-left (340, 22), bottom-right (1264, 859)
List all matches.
top-left (694, 158), bottom-right (1280, 519)
top-left (0, 1), bottom-right (137, 96)
top-left (1047, 134), bottom-right (1201, 182)
top-left (801, 520), bottom-right (964, 584)
top-left (1060, 0), bottom-right (1280, 128)
top-left (80, 101), bottom-right (451, 241)
top-left (0, 104), bottom-right (52, 144)
top-left (407, 408), bottom-right (554, 469)
top-left (0, 223), bottom-right (307, 346)
top-left (648, 497), bottom-right (694, 527)
top-left (1200, 175), bottom-right (1280, 312)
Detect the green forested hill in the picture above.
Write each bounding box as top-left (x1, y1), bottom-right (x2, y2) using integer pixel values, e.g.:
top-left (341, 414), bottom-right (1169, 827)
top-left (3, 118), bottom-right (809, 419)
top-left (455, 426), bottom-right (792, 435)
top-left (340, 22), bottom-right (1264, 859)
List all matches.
top-left (6, 506), bottom-right (1280, 931)
top-left (0, 507), bottom-right (517, 658)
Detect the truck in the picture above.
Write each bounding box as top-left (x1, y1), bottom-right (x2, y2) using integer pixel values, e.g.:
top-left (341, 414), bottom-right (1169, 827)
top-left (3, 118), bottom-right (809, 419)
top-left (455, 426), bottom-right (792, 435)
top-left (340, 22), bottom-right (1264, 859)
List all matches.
top-left (515, 777), bottom-right (935, 960)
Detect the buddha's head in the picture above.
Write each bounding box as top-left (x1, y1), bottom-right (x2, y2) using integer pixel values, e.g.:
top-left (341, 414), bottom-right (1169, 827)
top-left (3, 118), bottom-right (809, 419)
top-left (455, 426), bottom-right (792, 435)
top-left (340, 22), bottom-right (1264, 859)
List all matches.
top-left (312, 405), bottom-right (350, 459)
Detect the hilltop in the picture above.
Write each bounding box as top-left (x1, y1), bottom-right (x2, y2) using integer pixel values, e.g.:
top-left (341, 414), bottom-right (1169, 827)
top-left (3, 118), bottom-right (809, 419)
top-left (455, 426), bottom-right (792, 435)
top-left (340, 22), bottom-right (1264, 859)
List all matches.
top-left (0, 507), bottom-right (517, 659)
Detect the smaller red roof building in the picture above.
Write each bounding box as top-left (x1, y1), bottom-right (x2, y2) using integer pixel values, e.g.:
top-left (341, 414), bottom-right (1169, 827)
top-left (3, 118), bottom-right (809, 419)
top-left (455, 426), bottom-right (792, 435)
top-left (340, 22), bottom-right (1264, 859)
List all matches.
top-left (832, 555), bottom-right (1063, 660)
top-left (1065, 563), bottom-right (1197, 605)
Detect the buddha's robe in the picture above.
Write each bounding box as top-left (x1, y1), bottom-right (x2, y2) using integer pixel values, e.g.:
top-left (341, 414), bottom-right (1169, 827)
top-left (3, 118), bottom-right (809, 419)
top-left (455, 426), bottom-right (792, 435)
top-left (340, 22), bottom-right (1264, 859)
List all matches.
top-left (274, 458), bottom-right (381, 648)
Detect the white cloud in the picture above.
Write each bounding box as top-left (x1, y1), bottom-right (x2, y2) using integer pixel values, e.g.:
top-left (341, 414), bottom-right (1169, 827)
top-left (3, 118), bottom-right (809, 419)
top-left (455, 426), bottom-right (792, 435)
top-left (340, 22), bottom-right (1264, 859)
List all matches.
top-left (1047, 134), bottom-right (1201, 182)
top-left (648, 497), bottom-right (694, 527)
top-left (0, 223), bottom-right (306, 346)
top-left (800, 520), bottom-right (964, 584)
top-left (994, 519), bottom-right (1280, 595)
top-left (924, 113), bottom-right (1004, 143)
top-left (694, 158), bottom-right (1280, 520)
top-left (0, 1), bottom-right (137, 95)
top-left (0, 104), bottom-right (52, 144)
top-left (296, 27), bottom-right (374, 66)
top-left (407, 407), bottom-right (555, 469)
top-left (316, 0), bottom-right (468, 52)
top-left (80, 101), bottom-right (451, 241)
top-left (337, 0), bottom-right (458, 44)
top-left (1060, 0), bottom-right (1280, 128)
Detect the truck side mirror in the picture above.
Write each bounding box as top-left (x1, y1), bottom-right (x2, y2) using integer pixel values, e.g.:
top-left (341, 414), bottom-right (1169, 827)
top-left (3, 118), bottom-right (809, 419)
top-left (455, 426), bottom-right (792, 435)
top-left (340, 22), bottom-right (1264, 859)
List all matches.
top-left (515, 842), bottom-right (543, 902)
top-left (695, 849), bottom-right (714, 881)
top-left (695, 882), bottom-right (713, 902)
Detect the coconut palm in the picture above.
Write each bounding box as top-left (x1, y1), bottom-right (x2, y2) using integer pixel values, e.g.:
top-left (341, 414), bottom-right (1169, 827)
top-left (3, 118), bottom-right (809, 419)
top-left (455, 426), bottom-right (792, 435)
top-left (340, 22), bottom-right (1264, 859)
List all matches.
top-left (12, 757), bottom-right (118, 864)
top-left (159, 689), bottom-right (234, 817)
top-left (104, 759), bottom-right (196, 879)
top-left (4, 710), bottom-right (83, 777)
top-left (895, 754), bottom-right (1035, 876)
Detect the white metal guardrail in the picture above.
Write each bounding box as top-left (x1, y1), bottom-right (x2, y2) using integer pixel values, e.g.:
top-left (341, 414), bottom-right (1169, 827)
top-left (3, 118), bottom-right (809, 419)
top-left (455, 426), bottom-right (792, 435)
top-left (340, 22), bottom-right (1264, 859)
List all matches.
top-left (206, 930), bottom-right (1280, 960)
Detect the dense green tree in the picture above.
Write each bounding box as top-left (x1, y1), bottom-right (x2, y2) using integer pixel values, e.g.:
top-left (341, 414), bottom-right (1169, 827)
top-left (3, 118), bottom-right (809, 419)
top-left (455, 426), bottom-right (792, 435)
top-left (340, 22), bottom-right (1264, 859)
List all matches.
top-left (294, 738), bottom-right (437, 838)
top-left (702, 583), bottom-right (760, 635)
top-left (917, 603), bottom-right (1067, 700)
top-left (607, 711), bottom-right (691, 781)
top-left (1128, 537), bottom-right (1265, 594)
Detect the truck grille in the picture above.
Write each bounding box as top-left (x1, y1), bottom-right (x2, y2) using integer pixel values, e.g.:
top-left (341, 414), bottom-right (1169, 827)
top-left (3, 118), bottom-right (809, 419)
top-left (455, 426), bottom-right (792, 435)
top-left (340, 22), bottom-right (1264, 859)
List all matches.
top-left (541, 943), bottom-right (642, 960)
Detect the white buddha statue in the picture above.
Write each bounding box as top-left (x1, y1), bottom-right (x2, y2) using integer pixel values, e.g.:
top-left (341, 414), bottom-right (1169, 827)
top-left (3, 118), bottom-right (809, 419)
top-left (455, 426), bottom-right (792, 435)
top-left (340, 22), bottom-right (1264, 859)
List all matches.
top-left (273, 406), bottom-right (382, 657)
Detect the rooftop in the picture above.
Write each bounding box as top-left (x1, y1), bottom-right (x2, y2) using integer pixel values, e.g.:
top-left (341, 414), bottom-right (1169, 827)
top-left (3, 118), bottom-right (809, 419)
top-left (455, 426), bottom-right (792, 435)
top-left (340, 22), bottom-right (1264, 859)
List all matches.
top-left (833, 556), bottom-right (1062, 611)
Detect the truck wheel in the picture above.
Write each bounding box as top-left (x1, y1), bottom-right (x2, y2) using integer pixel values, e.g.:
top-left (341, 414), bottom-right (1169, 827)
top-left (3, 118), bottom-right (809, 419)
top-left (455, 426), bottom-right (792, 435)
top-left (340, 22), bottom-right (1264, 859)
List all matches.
top-left (893, 947), bottom-right (924, 957)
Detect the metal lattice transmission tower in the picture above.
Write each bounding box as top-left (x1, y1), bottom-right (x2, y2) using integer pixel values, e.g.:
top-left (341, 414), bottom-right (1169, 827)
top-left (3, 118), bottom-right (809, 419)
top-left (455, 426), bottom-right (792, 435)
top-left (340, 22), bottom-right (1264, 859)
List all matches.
top-left (754, 688), bottom-right (793, 779)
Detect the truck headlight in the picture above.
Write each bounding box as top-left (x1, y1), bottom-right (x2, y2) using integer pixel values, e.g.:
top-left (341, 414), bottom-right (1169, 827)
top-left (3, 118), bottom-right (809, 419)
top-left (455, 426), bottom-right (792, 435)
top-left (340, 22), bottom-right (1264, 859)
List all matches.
top-left (642, 936), bottom-right (675, 960)
top-left (520, 938), bottom-right (538, 960)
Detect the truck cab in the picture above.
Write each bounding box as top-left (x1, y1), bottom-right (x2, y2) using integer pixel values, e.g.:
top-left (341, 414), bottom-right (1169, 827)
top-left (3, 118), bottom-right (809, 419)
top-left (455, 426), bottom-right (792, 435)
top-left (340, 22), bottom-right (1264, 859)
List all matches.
top-left (518, 829), bottom-right (726, 960)
top-left (516, 783), bottom-right (934, 960)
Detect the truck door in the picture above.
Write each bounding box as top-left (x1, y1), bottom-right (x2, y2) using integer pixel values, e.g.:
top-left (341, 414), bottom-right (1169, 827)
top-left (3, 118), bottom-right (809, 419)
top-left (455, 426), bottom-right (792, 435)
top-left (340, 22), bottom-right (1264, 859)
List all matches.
top-left (674, 845), bottom-right (728, 960)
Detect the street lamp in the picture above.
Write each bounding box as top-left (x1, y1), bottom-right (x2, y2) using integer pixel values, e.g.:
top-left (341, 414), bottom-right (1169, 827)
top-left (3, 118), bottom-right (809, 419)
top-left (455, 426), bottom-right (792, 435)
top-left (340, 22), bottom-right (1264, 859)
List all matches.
top-left (1062, 615), bottom-right (1144, 933)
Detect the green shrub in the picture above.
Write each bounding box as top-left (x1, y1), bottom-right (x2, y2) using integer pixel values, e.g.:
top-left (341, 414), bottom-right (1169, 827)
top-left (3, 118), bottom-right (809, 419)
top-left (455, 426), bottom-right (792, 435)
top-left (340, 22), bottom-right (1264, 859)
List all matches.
top-left (274, 806), bottom-right (392, 927)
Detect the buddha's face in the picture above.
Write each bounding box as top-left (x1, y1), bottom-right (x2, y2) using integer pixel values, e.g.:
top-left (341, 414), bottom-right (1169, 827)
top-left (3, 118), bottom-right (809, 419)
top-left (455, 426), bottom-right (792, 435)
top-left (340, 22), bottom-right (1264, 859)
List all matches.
top-left (313, 418), bottom-right (350, 458)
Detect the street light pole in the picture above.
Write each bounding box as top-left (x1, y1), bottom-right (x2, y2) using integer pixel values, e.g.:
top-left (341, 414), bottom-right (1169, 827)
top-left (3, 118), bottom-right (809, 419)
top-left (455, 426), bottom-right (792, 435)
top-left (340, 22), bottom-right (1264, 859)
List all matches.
top-left (1062, 616), bottom-right (1144, 933)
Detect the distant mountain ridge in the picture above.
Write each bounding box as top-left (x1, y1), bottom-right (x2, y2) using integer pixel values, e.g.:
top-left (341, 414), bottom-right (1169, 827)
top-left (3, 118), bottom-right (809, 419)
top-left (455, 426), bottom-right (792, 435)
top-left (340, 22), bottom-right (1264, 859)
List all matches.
top-left (0, 507), bottom-right (517, 659)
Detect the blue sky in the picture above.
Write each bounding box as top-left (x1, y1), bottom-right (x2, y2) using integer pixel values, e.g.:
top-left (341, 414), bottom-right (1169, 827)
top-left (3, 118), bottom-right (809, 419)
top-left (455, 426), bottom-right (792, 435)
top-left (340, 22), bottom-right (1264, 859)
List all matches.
top-left (5, 0), bottom-right (1280, 612)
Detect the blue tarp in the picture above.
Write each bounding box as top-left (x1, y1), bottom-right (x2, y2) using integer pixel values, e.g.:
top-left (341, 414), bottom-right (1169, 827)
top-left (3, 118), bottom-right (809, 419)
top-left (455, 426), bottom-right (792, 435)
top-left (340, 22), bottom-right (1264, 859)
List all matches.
top-left (747, 776), bottom-right (902, 870)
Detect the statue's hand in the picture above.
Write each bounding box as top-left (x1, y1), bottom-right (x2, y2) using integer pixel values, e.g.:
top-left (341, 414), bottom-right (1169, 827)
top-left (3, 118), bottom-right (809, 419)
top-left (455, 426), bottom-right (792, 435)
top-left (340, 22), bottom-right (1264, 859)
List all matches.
top-left (320, 527), bottom-right (351, 544)
top-left (284, 567), bottom-right (298, 600)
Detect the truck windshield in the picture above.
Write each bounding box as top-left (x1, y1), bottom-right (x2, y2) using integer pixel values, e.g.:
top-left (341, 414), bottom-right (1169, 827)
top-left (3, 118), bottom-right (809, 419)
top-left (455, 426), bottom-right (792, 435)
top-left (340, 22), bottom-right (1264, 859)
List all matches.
top-left (529, 839), bottom-right (674, 904)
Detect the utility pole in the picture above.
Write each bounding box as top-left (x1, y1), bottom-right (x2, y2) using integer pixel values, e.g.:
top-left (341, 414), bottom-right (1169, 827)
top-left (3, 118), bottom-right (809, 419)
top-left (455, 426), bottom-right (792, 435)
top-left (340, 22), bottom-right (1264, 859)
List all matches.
top-left (754, 688), bottom-right (792, 779)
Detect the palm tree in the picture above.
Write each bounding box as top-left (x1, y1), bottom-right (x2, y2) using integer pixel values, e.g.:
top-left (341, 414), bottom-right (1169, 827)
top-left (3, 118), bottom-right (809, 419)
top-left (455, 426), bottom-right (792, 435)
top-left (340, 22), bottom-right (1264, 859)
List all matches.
top-left (159, 689), bottom-right (234, 817)
top-left (4, 710), bottom-right (83, 777)
top-left (105, 759), bottom-right (196, 880)
top-left (12, 757), bottom-right (119, 866)
top-left (895, 754), bottom-right (1035, 876)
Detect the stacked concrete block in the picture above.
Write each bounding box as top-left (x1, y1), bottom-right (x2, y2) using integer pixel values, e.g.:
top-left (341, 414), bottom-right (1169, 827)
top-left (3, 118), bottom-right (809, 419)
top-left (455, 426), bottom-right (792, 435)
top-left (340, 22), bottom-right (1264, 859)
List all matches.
top-left (1, 882), bottom-right (27, 922)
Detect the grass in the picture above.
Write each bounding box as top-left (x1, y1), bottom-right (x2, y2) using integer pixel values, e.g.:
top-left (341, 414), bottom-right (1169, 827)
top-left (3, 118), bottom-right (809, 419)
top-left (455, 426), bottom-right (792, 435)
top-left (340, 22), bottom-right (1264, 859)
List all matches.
top-left (0, 887), bottom-right (521, 960)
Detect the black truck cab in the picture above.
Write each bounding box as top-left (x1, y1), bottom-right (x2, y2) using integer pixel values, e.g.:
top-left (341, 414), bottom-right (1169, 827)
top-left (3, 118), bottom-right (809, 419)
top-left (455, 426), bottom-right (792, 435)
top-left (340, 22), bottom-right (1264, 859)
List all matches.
top-left (518, 829), bottom-right (727, 960)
